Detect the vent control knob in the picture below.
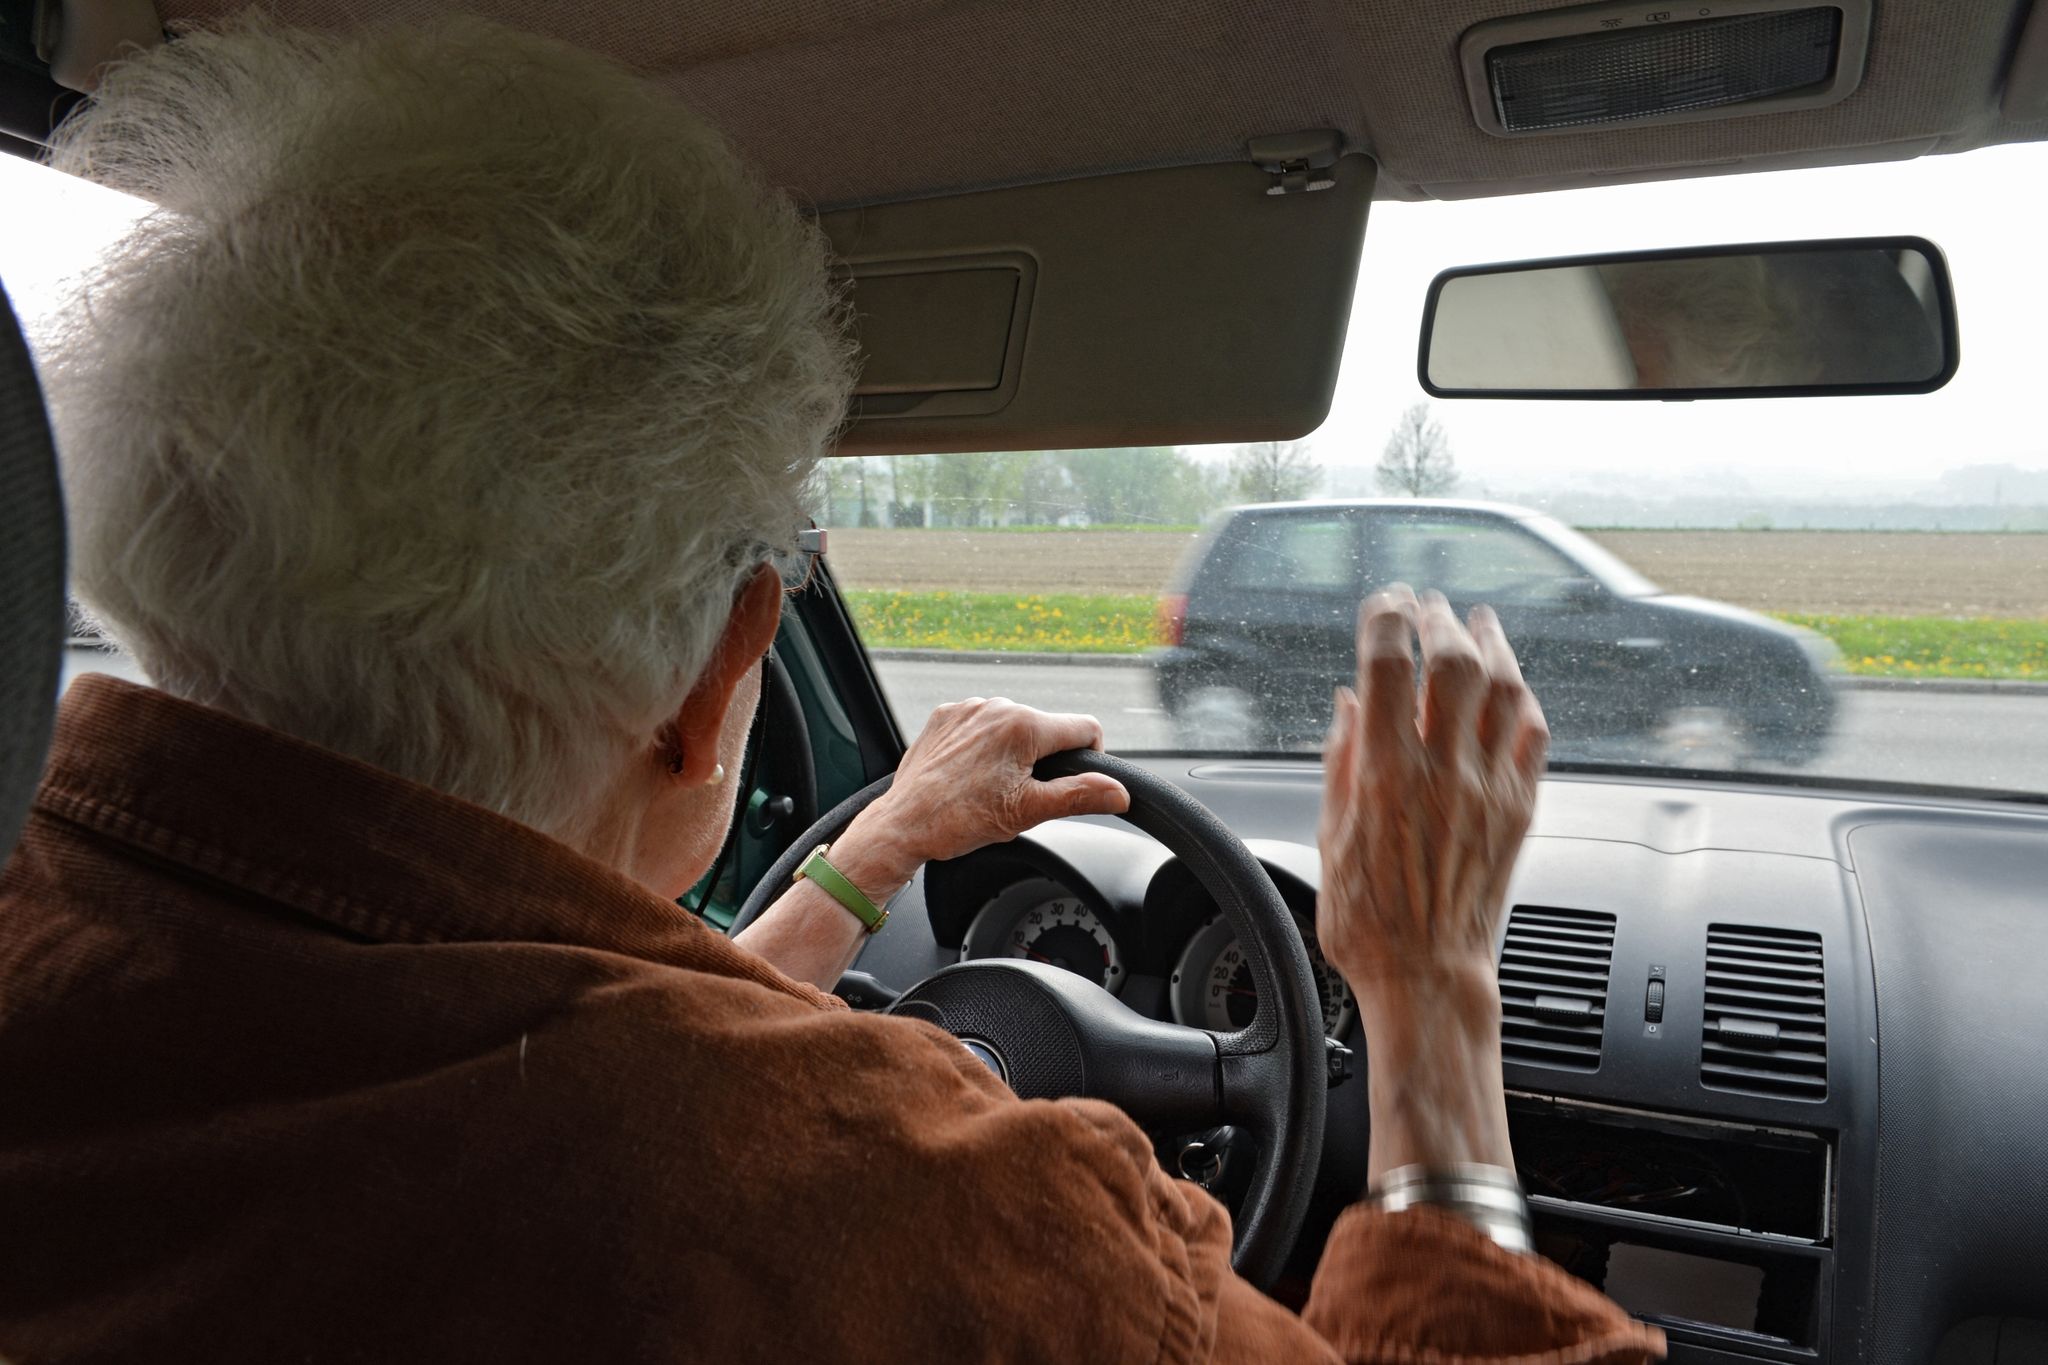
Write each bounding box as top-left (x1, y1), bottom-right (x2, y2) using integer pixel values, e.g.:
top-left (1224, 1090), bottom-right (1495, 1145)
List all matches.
top-left (1645, 973), bottom-right (1666, 1024)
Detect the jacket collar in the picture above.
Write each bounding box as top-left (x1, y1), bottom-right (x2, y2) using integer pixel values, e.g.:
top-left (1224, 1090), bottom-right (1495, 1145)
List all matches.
top-left (37, 675), bottom-right (817, 1000)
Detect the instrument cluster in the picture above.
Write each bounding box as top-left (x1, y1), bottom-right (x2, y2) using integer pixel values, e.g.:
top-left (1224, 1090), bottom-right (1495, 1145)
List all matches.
top-left (956, 866), bottom-right (1354, 1039)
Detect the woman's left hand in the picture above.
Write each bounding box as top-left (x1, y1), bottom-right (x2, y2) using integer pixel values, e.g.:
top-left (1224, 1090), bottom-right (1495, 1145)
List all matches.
top-left (857, 697), bottom-right (1131, 874)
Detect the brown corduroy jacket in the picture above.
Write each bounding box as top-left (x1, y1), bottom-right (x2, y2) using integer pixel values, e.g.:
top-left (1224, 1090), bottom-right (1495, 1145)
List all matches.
top-left (0, 676), bottom-right (1663, 1364)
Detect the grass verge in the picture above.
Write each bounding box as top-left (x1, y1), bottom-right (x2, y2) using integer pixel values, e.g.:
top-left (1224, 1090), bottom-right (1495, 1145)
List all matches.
top-left (845, 589), bottom-right (2048, 681)
top-left (842, 589), bottom-right (1163, 654)
top-left (1775, 613), bottom-right (2048, 680)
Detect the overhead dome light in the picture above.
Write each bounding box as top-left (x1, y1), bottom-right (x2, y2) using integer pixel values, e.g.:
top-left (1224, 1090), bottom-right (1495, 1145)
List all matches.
top-left (1460, 0), bottom-right (1872, 137)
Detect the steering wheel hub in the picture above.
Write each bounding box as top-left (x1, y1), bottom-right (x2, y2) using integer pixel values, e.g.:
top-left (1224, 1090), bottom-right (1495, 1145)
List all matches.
top-left (893, 958), bottom-right (1221, 1130)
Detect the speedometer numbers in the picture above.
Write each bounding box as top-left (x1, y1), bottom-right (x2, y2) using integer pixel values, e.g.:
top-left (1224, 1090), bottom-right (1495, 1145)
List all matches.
top-left (1003, 897), bottom-right (1124, 989)
top-left (961, 879), bottom-right (1125, 993)
top-left (1171, 915), bottom-right (1355, 1038)
top-left (1200, 939), bottom-right (1259, 1030)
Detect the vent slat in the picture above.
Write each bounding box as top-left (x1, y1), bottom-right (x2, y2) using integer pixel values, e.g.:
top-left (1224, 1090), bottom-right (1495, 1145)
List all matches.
top-left (1501, 947), bottom-right (1612, 971)
top-left (1504, 1024), bottom-right (1605, 1049)
top-left (1708, 926), bottom-right (1819, 947)
top-left (1504, 938), bottom-right (1613, 959)
top-left (1499, 949), bottom-right (1605, 970)
top-left (1508, 907), bottom-right (1615, 926)
top-left (1708, 943), bottom-right (1823, 965)
top-left (1701, 924), bottom-right (1826, 1101)
top-left (1705, 981), bottom-right (1824, 1005)
top-left (1704, 1039), bottom-right (1826, 1063)
top-left (1705, 1025), bottom-right (1826, 1048)
top-left (1702, 1069), bottom-right (1827, 1099)
top-left (1702, 965), bottom-right (1825, 992)
top-left (1502, 1034), bottom-right (1607, 1065)
top-left (1502, 990), bottom-right (1607, 1012)
top-left (1707, 1002), bottom-right (1823, 1025)
top-left (1501, 967), bottom-right (1610, 992)
top-left (1703, 1054), bottom-right (1828, 1080)
top-left (1507, 923), bottom-right (1615, 944)
top-left (1504, 933), bottom-right (1612, 952)
top-left (1499, 906), bottom-right (1613, 1073)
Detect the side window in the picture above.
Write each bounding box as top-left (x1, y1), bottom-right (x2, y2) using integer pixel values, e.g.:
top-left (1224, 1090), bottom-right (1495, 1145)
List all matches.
top-left (1369, 516), bottom-right (1583, 606)
top-left (1220, 515), bottom-right (1357, 592)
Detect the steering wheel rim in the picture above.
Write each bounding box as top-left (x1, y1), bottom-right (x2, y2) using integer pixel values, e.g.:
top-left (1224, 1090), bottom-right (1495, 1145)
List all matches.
top-left (730, 749), bottom-right (1327, 1289)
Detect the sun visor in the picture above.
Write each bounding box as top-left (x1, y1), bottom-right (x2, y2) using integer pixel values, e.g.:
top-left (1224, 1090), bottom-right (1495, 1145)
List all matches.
top-left (823, 152), bottom-right (1373, 455)
top-left (43, 0), bottom-right (163, 92)
top-left (2003, 0), bottom-right (2048, 120)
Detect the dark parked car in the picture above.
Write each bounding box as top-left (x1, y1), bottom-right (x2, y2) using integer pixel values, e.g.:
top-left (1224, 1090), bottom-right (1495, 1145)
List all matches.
top-left (1153, 500), bottom-right (1839, 767)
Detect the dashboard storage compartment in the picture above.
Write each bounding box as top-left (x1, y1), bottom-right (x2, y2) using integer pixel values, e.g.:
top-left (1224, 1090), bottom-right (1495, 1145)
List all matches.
top-left (1510, 1094), bottom-right (1830, 1241)
top-left (1534, 1211), bottom-right (1826, 1354)
top-left (1508, 1095), bottom-right (1834, 1355)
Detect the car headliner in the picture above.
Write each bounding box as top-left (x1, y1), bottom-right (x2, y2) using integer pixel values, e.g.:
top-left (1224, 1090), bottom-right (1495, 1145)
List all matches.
top-left (9, 3), bottom-right (2041, 454)
top-left (139, 0), bottom-right (2048, 208)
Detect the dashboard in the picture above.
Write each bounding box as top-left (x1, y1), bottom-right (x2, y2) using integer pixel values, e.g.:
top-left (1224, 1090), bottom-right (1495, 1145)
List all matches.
top-left (849, 756), bottom-right (2048, 1365)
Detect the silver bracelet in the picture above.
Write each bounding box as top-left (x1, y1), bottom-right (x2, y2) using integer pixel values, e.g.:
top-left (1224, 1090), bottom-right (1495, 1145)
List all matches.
top-left (1367, 1163), bottom-right (1534, 1254)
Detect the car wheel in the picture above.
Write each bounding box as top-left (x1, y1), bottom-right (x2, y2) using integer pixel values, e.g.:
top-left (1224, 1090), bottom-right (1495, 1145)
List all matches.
top-left (1175, 685), bottom-right (1265, 750)
top-left (1653, 704), bottom-right (1749, 769)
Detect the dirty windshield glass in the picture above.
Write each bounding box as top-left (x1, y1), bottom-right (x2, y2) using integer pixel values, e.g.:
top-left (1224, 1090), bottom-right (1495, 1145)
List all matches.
top-left (825, 149), bottom-right (2048, 795)
top-left (13, 148), bottom-right (2045, 797)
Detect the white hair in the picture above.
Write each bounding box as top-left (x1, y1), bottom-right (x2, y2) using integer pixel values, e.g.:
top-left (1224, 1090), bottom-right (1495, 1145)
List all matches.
top-left (41, 17), bottom-right (853, 841)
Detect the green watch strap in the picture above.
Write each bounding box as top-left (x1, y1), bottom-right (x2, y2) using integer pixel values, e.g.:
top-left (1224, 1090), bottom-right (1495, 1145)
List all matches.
top-left (794, 843), bottom-right (889, 934)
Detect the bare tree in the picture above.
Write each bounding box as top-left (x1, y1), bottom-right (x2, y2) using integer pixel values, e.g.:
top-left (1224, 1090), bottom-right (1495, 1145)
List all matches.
top-left (1375, 404), bottom-right (1458, 497)
top-left (1229, 441), bottom-right (1322, 504)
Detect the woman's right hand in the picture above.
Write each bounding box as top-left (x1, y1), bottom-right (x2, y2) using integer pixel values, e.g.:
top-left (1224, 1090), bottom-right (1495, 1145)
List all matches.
top-left (1317, 586), bottom-right (1548, 986)
top-left (1316, 585), bottom-right (1548, 1180)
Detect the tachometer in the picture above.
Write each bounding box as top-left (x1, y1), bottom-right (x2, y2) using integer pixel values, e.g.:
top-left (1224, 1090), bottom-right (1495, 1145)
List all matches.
top-left (1170, 914), bottom-right (1354, 1037)
top-left (960, 877), bottom-right (1126, 993)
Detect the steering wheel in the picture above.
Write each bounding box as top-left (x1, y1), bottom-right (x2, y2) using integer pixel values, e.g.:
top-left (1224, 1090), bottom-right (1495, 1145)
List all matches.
top-left (730, 749), bottom-right (1327, 1289)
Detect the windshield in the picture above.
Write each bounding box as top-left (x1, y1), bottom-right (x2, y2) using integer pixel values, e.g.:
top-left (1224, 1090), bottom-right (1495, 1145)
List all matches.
top-left (827, 147), bottom-right (2048, 797)
top-left (9, 149), bottom-right (2043, 798)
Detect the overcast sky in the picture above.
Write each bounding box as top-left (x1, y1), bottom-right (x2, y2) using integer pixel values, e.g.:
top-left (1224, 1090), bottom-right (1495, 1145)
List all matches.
top-left (6, 139), bottom-right (2045, 498)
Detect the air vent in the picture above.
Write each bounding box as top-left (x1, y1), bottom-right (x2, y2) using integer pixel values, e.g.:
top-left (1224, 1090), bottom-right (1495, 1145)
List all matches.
top-left (1499, 906), bottom-right (1615, 1072)
top-left (1702, 924), bottom-right (1827, 1101)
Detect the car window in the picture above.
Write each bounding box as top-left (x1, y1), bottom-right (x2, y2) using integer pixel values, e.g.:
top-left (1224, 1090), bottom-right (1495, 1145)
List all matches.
top-left (1222, 515), bottom-right (1356, 592)
top-left (1368, 515), bottom-right (1581, 606)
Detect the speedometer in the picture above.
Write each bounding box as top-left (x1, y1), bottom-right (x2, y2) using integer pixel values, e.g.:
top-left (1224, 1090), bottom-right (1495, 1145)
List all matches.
top-left (1170, 914), bottom-right (1355, 1037)
top-left (960, 877), bottom-right (1126, 992)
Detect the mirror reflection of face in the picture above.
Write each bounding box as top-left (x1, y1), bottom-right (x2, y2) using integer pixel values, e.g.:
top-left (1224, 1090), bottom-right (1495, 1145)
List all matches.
top-left (1426, 245), bottom-right (1946, 394)
top-left (1601, 255), bottom-right (1801, 389)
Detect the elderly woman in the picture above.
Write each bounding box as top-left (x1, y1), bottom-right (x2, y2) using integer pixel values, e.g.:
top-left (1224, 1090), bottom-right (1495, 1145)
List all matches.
top-left (0, 20), bottom-right (1660, 1365)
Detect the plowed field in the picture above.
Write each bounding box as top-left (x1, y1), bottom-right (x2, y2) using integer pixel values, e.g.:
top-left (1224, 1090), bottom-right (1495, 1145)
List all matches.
top-left (826, 527), bottom-right (2048, 617)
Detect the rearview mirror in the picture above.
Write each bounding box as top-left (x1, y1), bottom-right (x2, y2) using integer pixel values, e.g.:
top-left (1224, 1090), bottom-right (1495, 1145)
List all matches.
top-left (1419, 237), bottom-right (1957, 399)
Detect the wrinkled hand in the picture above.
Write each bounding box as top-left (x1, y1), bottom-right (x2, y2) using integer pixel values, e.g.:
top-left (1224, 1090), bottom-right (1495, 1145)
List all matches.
top-left (1316, 586), bottom-right (1548, 989)
top-left (866, 697), bottom-right (1131, 869)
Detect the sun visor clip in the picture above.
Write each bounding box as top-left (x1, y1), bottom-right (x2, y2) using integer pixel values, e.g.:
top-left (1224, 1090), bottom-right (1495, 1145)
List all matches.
top-left (1248, 130), bottom-right (1342, 196)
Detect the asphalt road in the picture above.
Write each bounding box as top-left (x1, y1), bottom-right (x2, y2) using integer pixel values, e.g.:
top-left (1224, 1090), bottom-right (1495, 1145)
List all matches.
top-left (59, 646), bottom-right (2048, 796)
top-left (871, 655), bottom-right (2048, 797)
